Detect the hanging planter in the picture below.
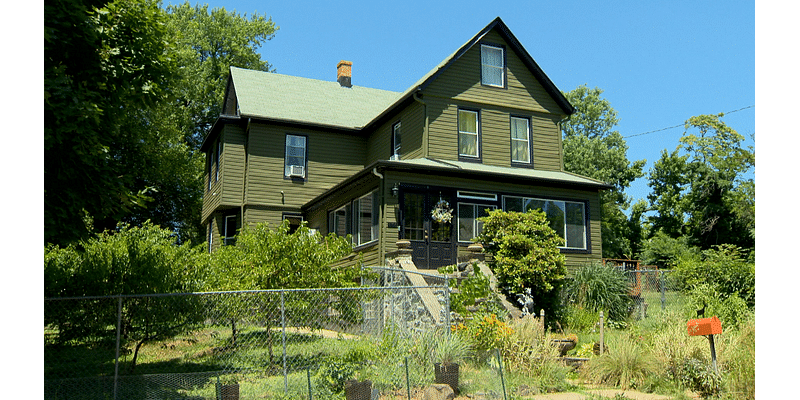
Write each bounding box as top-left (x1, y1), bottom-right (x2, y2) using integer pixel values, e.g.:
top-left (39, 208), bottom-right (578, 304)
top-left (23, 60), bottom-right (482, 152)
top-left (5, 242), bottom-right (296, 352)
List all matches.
top-left (431, 199), bottom-right (453, 224)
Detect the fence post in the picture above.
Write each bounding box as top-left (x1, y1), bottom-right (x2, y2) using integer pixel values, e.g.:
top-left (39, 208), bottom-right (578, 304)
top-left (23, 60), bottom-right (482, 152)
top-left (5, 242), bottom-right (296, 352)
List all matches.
top-left (113, 296), bottom-right (122, 400)
top-left (660, 270), bottom-right (666, 311)
top-left (282, 290), bottom-right (288, 394)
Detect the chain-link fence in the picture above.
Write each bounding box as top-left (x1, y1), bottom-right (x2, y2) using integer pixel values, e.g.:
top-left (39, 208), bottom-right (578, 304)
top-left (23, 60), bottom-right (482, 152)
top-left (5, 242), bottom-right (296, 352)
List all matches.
top-left (44, 269), bottom-right (454, 400)
top-left (625, 269), bottom-right (686, 320)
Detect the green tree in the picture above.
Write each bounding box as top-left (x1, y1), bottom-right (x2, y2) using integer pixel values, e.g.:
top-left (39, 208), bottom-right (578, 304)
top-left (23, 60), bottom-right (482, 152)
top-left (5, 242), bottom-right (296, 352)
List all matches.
top-left (44, 222), bottom-right (208, 372)
top-left (165, 2), bottom-right (278, 148)
top-left (475, 209), bottom-right (566, 324)
top-left (562, 85), bottom-right (646, 258)
top-left (208, 221), bottom-right (359, 364)
top-left (45, 0), bottom-right (176, 245)
top-left (646, 113), bottom-right (755, 250)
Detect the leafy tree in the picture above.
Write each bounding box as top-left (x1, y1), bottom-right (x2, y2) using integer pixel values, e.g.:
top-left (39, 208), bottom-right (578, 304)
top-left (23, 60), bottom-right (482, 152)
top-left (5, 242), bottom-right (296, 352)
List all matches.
top-left (562, 85), bottom-right (646, 258)
top-left (45, 0), bottom-right (176, 245)
top-left (475, 209), bottom-right (566, 324)
top-left (208, 221), bottom-right (359, 364)
top-left (165, 2), bottom-right (278, 148)
top-left (646, 113), bottom-right (755, 251)
top-left (44, 222), bottom-right (208, 372)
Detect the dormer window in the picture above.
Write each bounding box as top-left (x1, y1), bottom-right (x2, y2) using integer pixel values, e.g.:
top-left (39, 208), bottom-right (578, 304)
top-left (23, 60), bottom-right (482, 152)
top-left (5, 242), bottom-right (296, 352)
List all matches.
top-left (481, 44), bottom-right (505, 87)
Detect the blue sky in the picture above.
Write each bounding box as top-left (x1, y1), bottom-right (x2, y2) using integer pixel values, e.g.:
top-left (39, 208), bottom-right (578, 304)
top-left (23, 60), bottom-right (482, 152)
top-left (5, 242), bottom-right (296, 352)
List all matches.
top-left (167, 0), bottom-right (755, 205)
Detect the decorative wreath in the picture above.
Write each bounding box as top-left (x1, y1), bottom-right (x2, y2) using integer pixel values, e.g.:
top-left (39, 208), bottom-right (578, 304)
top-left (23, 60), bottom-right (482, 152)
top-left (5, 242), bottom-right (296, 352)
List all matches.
top-left (431, 199), bottom-right (453, 224)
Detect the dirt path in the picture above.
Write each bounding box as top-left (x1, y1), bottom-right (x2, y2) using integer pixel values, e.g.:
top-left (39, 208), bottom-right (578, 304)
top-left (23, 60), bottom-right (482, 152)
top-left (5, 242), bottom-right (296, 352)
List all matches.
top-left (519, 389), bottom-right (674, 399)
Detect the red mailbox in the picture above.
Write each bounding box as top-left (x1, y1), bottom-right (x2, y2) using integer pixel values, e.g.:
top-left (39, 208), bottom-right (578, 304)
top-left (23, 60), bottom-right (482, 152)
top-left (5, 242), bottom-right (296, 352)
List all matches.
top-left (687, 316), bottom-right (722, 337)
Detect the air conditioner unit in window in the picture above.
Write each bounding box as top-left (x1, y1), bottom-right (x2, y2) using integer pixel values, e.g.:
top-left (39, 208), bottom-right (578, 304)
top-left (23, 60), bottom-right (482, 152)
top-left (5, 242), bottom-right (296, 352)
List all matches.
top-left (287, 165), bottom-right (305, 177)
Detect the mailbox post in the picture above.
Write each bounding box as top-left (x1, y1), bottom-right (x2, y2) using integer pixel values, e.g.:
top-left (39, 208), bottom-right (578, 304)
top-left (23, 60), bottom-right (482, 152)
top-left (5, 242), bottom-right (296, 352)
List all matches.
top-left (687, 316), bottom-right (722, 374)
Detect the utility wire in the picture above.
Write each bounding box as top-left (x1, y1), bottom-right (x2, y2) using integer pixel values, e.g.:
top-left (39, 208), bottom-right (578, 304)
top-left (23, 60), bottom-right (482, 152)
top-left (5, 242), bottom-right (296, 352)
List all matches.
top-left (623, 105), bottom-right (754, 139)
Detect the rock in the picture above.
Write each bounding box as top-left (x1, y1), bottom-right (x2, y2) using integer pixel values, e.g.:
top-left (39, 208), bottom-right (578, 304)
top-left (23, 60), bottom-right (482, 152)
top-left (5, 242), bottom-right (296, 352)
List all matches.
top-left (422, 384), bottom-right (455, 400)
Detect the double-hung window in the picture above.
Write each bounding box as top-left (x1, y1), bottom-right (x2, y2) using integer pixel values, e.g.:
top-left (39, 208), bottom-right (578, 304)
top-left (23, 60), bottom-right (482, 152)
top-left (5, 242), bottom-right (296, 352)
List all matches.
top-left (510, 116), bottom-right (531, 164)
top-left (391, 122), bottom-right (401, 160)
top-left (458, 109), bottom-right (480, 159)
top-left (481, 44), bottom-right (505, 87)
top-left (328, 190), bottom-right (380, 247)
top-left (285, 134), bottom-right (307, 179)
top-left (503, 196), bottom-right (587, 250)
top-left (458, 203), bottom-right (496, 242)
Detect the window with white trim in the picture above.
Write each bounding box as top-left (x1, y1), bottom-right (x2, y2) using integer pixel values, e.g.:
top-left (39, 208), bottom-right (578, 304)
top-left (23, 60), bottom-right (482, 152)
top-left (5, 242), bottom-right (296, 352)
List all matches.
top-left (223, 215), bottom-right (237, 246)
top-left (503, 196), bottom-right (587, 250)
top-left (216, 141), bottom-right (222, 181)
top-left (458, 109), bottom-right (480, 158)
top-left (328, 190), bottom-right (380, 246)
top-left (391, 122), bottom-right (401, 160)
top-left (510, 116), bottom-right (531, 164)
top-left (285, 134), bottom-right (307, 178)
top-left (458, 203), bottom-right (496, 242)
top-left (207, 220), bottom-right (213, 253)
top-left (481, 44), bottom-right (505, 87)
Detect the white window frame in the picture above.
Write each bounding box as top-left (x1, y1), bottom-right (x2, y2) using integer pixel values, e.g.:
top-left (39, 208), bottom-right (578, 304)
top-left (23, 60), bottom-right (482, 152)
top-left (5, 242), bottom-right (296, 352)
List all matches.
top-left (458, 109), bottom-right (480, 158)
top-left (457, 191), bottom-right (497, 201)
top-left (285, 134), bottom-right (307, 178)
top-left (216, 141), bottom-right (222, 181)
top-left (510, 116), bottom-right (531, 164)
top-left (458, 203), bottom-right (496, 243)
top-left (207, 220), bottom-right (213, 253)
top-left (391, 122), bottom-right (401, 160)
top-left (224, 215), bottom-right (236, 246)
top-left (328, 190), bottom-right (380, 247)
top-left (480, 44), bottom-right (505, 87)
top-left (502, 196), bottom-right (587, 250)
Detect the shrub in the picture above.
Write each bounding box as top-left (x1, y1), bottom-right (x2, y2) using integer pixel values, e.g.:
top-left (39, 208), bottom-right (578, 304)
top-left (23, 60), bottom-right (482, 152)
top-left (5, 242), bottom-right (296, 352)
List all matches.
top-left (453, 313), bottom-right (513, 357)
top-left (583, 335), bottom-right (660, 390)
top-left (677, 357), bottom-right (720, 398)
top-left (503, 317), bottom-right (572, 392)
top-left (564, 263), bottom-right (632, 323)
top-left (475, 209), bottom-right (567, 325)
top-left (672, 244), bottom-right (754, 308)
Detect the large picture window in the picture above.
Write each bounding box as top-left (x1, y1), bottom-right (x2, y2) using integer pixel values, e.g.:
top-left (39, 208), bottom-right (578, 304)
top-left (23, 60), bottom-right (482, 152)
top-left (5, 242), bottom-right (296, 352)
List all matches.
top-left (458, 203), bottom-right (495, 242)
top-left (503, 196), bottom-right (587, 250)
top-left (510, 116), bottom-right (531, 164)
top-left (328, 190), bottom-right (380, 247)
top-left (458, 109), bottom-right (480, 158)
top-left (285, 134), bottom-right (307, 178)
top-left (481, 44), bottom-right (505, 87)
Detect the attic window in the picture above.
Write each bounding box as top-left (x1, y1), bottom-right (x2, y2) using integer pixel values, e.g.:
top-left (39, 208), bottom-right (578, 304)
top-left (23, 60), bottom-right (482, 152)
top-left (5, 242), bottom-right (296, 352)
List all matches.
top-left (481, 44), bottom-right (505, 87)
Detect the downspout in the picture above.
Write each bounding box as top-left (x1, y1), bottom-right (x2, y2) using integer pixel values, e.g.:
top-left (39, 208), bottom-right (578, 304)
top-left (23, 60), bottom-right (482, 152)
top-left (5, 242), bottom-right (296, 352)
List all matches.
top-left (372, 167), bottom-right (385, 265)
top-left (413, 91), bottom-right (428, 157)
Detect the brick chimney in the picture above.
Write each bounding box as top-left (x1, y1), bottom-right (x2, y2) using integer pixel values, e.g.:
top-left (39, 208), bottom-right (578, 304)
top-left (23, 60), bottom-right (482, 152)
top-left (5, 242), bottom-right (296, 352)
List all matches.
top-left (337, 60), bottom-right (352, 88)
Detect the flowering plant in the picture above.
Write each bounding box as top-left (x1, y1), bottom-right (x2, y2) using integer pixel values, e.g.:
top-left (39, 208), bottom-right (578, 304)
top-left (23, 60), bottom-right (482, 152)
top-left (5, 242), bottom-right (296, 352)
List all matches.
top-left (431, 199), bottom-right (453, 223)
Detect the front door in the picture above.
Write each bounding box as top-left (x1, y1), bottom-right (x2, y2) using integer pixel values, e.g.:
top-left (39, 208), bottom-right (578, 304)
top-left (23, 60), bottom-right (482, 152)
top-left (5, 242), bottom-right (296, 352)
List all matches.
top-left (401, 189), bottom-right (455, 269)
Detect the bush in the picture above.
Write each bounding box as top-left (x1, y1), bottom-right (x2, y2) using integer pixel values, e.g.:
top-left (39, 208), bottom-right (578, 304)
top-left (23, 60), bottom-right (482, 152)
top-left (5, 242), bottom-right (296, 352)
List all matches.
top-left (677, 357), bottom-right (720, 398)
top-left (475, 209), bottom-right (567, 325)
top-left (583, 335), bottom-right (660, 390)
top-left (673, 244), bottom-right (754, 309)
top-left (564, 263), bottom-right (632, 323)
top-left (453, 313), bottom-right (513, 357)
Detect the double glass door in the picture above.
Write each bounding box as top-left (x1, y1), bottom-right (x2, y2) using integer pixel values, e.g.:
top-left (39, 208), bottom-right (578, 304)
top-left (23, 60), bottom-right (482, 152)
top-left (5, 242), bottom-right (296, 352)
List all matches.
top-left (401, 190), bottom-right (455, 269)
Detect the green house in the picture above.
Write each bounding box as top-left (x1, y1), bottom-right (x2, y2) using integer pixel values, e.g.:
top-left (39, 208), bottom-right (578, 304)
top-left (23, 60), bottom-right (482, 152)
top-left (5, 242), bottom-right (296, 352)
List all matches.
top-left (200, 17), bottom-right (612, 270)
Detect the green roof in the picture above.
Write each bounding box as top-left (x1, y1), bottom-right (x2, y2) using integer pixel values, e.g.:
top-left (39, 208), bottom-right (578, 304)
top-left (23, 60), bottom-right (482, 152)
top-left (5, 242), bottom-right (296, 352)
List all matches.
top-left (229, 67), bottom-right (403, 130)
top-left (384, 158), bottom-right (613, 189)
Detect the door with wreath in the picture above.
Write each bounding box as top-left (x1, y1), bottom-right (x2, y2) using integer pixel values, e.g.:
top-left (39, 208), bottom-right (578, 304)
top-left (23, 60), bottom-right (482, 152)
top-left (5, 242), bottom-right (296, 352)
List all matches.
top-left (400, 189), bottom-right (456, 269)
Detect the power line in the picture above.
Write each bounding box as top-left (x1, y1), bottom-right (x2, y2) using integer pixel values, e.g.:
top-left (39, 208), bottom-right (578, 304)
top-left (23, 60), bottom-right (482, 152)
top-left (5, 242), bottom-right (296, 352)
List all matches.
top-left (622, 105), bottom-right (754, 139)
